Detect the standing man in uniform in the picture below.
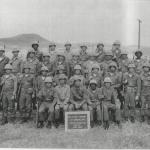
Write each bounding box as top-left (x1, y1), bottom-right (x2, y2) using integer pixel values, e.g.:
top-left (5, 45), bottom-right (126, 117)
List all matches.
top-left (0, 64), bottom-right (17, 125)
top-left (37, 77), bottom-right (57, 128)
top-left (80, 44), bottom-right (88, 62)
top-left (0, 46), bottom-right (9, 78)
top-left (96, 42), bottom-right (105, 63)
top-left (99, 77), bottom-right (121, 129)
top-left (122, 63), bottom-right (141, 123)
top-left (31, 41), bottom-right (43, 62)
top-left (64, 42), bottom-right (72, 62)
top-left (49, 42), bottom-right (57, 63)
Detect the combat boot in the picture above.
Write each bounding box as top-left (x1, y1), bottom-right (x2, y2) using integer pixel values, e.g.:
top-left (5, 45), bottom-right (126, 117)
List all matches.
top-left (46, 121), bottom-right (52, 129)
top-left (104, 121), bottom-right (109, 130)
top-left (130, 116), bottom-right (135, 123)
top-left (90, 121), bottom-right (94, 128)
top-left (1, 117), bottom-right (8, 125)
top-left (37, 121), bottom-right (44, 128)
top-left (116, 121), bottom-right (122, 129)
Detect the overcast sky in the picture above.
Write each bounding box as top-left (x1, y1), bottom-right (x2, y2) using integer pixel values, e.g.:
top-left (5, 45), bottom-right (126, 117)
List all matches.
top-left (0, 0), bottom-right (150, 46)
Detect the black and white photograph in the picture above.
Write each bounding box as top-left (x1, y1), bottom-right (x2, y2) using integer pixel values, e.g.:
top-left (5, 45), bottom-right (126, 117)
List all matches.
top-left (0, 0), bottom-right (150, 148)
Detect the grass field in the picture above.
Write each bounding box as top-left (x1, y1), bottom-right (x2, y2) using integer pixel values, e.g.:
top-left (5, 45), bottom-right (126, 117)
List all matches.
top-left (0, 120), bottom-right (150, 148)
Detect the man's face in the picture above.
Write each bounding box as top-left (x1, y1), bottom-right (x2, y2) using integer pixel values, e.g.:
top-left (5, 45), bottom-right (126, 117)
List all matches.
top-left (59, 69), bottom-right (64, 74)
top-left (45, 82), bottom-right (52, 88)
top-left (59, 79), bottom-right (65, 85)
top-left (105, 55), bottom-right (112, 61)
top-left (42, 70), bottom-right (47, 76)
top-left (65, 45), bottom-right (71, 51)
top-left (121, 54), bottom-right (127, 60)
top-left (73, 55), bottom-right (79, 61)
top-left (110, 66), bottom-right (116, 72)
top-left (136, 53), bottom-right (142, 59)
top-left (29, 52), bottom-right (35, 58)
top-left (129, 67), bottom-right (135, 73)
top-left (90, 83), bottom-right (96, 90)
top-left (92, 68), bottom-right (99, 74)
top-left (32, 44), bottom-right (38, 50)
top-left (97, 45), bottom-right (104, 50)
top-left (75, 69), bottom-right (81, 75)
top-left (81, 47), bottom-right (87, 52)
top-left (0, 51), bottom-right (4, 57)
top-left (113, 44), bottom-right (120, 49)
top-left (49, 46), bottom-right (56, 51)
top-left (6, 69), bottom-right (11, 74)
top-left (13, 51), bottom-right (19, 57)
top-left (24, 68), bottom-right (30, 73)
top-left (90, 56), bottom-right (95, 61)
top-left (143, 66), bottom-right (149, 72)
top-left (58, 55), bottom-right (64, 62)
top-left (105, 82), bottom-right (111, 88)
top-left (75, 79), bottom-right (81, 87)
top-left (43, 56), bottom-right (50, 61)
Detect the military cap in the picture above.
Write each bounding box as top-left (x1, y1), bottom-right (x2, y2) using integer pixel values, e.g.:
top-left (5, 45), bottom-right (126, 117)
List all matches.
top-left (113, 40), bottom-right (121, 45)
top-left (64, 42), bottom-right (71, 46)
top-left (80, 44), bottom-right (87, 49)
top-left (135, 50), bottom-right (143, 56)
top-left (142, 62), bottom-right (150, 68)
top-left (32, 41), bottom-right (39, 46)
top-left (0, 45), bottom-right (5, 52)
top-left (44, 77), bottom-right (53, 83)
top-left (104, 77), bottom-right (112, 83)
top-left (120, 51), bottom-right (128, 56)
top-left (5, 64), bottom-right (13, 70)
top-left (105, 51), bottom-right (113, 57)
top-left (23, 64), bottom-right (31, 69)
top-left (49, 42), bottom-right (56, 47)
top-left (97, 42), bottom-right (104, 47)
top-left (89, 79), bottom-right (97, 85)
top-left (74, 64), bottom-right (82, 70)
top-left (59, 74), bottom-right (67, 80)
top-left (43, 52), bottom-right (50, 57)
top-left (109, 62), bottom-right (117, 68)
top-left (128, 63), bottom-right (136, 68)
top-left (41, 66), bottom-right (49, 71)
top-left (57, 65), bottom-right (65, 71)
top-left (91, 63), bottom-right (100, 69)
top-left (28, 49), bottom-right (35, 54)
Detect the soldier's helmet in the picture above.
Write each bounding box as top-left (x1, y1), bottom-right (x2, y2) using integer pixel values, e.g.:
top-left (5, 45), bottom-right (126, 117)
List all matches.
top-left (91, 63), bottom-right (100, 70)
top-left (80, 44), bottom-right (87, 49)
top-left (105, 51), bottom-right (113, 57)
top-left (109, 62), bottom-right (117, 69)
top-left (97, 42), bottom-right (104, 48)
top-left (74, 64), bottom-right (82, 70)
top-left (23, 64), bottom-right (31, 70)
top-left (120, 51), bottom-right (128, 56)
top-left (135, 49), bottom-right (143, 56)
top-left (32, 41), bottom-right (39, 46)
top-left (43, 51), bottom-right (50, 57)
top-left (5, 64), bottom-right (13, 70)
top-left (28, 48), bottom-right (35, 54)
top-left (128, 63), bottom-right (136, 68)
top-left (89, 79), bottom-right (97, 85)
top-left (49, 42), bottom-right (56, 47)
top-left (113, 40), bottom-right (121, 45)
top-left (64, 42), bottom-right (71, 47)
top-left (142, 62), bottom-right (150, 68)
top-left (12, 46), bottom-right (20, 53)
top-left (57, 51), bottom-right (65, 58)
top-left (57, 65), bottom-right (65, 71)
top-left (59, 74), bottom-right (67, 80)
top-left (41, 66), bottom-right (49, 71)
top-left (73, 75), bottom-right (82, 82)
top-left (44, 77), bottom-right (53, 83)
top-left (104, 77), bottom-right (112, 83)
top-left (0, 45), bottom-right (5, 52)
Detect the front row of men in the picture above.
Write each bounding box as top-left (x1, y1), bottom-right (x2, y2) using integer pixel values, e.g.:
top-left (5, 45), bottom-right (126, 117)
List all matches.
top-left (1, 60), bottom-right (150, 130)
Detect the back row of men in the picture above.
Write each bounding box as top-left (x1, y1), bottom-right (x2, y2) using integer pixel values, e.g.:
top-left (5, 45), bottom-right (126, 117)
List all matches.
top-left (0, 40), bottom-right (149, 130)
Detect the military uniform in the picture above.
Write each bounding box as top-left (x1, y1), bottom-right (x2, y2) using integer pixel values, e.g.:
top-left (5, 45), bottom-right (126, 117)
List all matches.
top-left (79, 45), bottom-right (88, 62)
top-left (37, 77), bottom-right (57, 128)
top-left (96, 43), bottom-right (105, 63)
top-left (87, 79), bottom-right (102, 124)
top-left (140, 63), bottom-right (150, 121)
top-left (99, 77), bottom-right (121, 129)
top-left (1, 64), bottom-right (17, 124)
top-left (19, 66), bottom-right (36, 122)
top-left (123, 64), bottom-right (141, 121)
top-left (49, 42), bottom-right (57, 63)
top-left (55, 74), bottom-right (70, 121)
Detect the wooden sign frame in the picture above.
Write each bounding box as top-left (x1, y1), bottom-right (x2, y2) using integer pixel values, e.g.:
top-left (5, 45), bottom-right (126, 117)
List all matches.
top-left (65, 111), bottom-right (90, 132)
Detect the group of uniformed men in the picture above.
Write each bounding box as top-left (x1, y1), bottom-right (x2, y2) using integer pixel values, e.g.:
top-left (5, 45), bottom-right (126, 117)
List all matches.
top-left (0, 40), bottom-right (150, 130)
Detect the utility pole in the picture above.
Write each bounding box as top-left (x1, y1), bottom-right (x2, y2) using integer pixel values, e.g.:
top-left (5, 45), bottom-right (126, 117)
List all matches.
top-left (137, 19), bottom-right (142, 49)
